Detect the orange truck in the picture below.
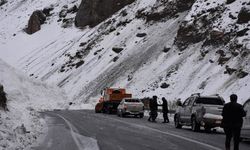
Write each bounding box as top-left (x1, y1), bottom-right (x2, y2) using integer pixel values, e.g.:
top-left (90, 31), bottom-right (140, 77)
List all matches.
top-left (95, 88), bottom-right (132, 114)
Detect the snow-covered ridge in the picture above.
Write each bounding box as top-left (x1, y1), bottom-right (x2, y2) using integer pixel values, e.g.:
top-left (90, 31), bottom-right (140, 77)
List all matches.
top-left (0, 0), bottom-right (249, 106)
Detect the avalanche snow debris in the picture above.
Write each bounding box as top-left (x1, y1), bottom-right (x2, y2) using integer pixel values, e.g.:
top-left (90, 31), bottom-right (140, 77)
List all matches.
top-left (0, 59), bottom-right (70, 150)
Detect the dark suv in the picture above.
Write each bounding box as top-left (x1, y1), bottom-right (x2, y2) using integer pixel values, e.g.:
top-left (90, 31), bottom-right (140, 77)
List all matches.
top-left (174, 93), bottom-right (225, 132)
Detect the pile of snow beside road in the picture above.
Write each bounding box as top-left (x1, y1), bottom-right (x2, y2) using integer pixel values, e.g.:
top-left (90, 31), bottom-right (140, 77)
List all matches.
top-left (0, 59), bottom-right (69, 150)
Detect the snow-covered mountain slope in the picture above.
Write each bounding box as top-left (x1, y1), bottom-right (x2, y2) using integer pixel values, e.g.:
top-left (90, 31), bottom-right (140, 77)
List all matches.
top-left (0, 0), bottom-right (250, 105)
top-left (0, 59), bottom-right (69, 149)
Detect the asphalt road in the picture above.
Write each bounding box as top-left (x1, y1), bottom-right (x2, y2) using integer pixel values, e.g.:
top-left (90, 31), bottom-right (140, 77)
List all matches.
top-left (34, 110), bottom-right (250, 150)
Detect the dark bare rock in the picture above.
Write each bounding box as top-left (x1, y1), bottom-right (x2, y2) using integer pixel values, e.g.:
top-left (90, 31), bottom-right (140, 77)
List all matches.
top-left (176, 0), bottom-right (196, 12)
top-left (209, 59), bottom-right (214, 63)
top-left (225, 65), bottom-right (237, 75)
top-left (218, 56), bottom-right (231, 65)
top-left (42, 7), bottom-right (54, 16)
top-left (175, 5), bottom-right (226, 50)
top-left (226, 0), bottom-right (236, 4)
top-left (59, 9), bottom-right (68, 18)
top-left (210, 30), bottom-right (224, 40)
top-left (163, 47), bottom-right (171, 53)
top-left (237, 7), bottom-right (250, 24)
top-left (113, 56), bottom-right (119, 62)
top-left (175, 21), bottom-right (207, 50)
top-left (75, 0), bottom-right (135, 28)
top-left (75, 60), bottom-right (85, 68)
top-left (136, 33), bottom-right (147, 37)
top-left (237, 28), bottom-right (249, 37)
top-left (0, 0), bottom-right (7, 6)
top-left (62, 18), bottom-right (74, 28)
top-left (229, 13), bottom-right (237, 20)
top-left (67, 5), bottom-right (78, 14)
top-left (136, 0), bottom-right (195, 22)
top-left (26, 10), bottom-right (46, 34)
top-left (203, 29), bottom-right (233, 46)
top-left (112, 47), bottom-right (124, 53)
top-left (236, 69), bottom-right (248, 78)
top-left (160, 82), bottom-right (170, 89)
top-left (79, 42), bottom-right (87, 47)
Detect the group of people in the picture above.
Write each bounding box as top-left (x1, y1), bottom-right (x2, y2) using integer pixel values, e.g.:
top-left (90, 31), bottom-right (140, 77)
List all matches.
top-left (147, 94), bottom-right (247, 150)
top-left (147, 95), bottom-right (169, 123)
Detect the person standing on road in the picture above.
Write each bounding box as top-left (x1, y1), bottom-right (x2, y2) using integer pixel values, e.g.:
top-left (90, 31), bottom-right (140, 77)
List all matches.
top-left (161, 97), bottom-right (169, 123)
top-left (222, 94), bottom-right (246, 150)
top-left (148, 96), bottom-right (158, 122)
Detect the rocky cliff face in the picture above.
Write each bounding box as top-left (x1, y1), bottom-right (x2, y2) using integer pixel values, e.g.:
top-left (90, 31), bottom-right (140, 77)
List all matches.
top-left (75, 0), bottom-right (135, 27)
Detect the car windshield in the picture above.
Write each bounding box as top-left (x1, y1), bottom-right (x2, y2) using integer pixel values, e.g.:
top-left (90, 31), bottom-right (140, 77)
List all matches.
top-left (125, 99), bottom-right (140, 103)
top-left (195, 97), bottom-right (223, 105)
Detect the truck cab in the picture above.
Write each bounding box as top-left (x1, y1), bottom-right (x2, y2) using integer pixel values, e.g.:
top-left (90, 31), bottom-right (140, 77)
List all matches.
top-left (95, 88), bottom-right (132, 114)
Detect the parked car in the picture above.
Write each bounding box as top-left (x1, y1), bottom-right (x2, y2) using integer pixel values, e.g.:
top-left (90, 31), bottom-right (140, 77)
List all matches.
top-left (117, 98), bottom-right (144, 118)
top-left (241, 99), bottom-right (250, 140)
top-left (174, 93), bottom-right (224, 132)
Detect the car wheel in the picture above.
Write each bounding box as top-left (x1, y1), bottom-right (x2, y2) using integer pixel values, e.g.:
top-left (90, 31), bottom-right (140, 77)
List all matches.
top-left (117, 110), bottom-right (120, 117)
top-left (139, 114), bottom-right (144, 118)
top-left (204, 127), bottom-right (211, 133)
top-left (107, 108), bottom-right (112, 114)
top-left (174, 115), bottom-right (182, 129)
top-left (191, 117), bottom-right (200, 132)
top-left (121, 111), bottom-right (125, 118)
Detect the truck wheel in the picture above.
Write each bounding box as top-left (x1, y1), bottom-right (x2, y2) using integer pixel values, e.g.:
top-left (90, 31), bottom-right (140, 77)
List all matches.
top-left (191, 117), bottom-right (200, 132)
top-left (107, 108), bottom-right (112, 114)
top-left (174, 115), bottom-right (182, 129)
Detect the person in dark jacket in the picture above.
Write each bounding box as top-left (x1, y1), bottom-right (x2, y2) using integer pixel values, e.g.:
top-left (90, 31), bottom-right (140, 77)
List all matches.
top-left (222, 94), bottom-right (246, 150)
top-left (161, 97), bottom-right (169, 123)
top-left (148, 95), bottom-right (158, 122)
top-left (0, 84), bottom-right (8, 111)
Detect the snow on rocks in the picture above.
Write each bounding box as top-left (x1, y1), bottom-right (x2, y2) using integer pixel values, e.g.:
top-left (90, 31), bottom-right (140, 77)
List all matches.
top-left (0, 0), bottom-right (249, 108)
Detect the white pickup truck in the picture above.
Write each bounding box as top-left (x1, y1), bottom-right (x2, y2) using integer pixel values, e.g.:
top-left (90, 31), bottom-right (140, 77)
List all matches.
top-left (174, 93), bottom-right (225, 132)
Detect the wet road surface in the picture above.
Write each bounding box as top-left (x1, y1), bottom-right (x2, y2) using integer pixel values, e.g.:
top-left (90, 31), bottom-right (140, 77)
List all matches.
top-left (34, 110), bottom-right (250, 150)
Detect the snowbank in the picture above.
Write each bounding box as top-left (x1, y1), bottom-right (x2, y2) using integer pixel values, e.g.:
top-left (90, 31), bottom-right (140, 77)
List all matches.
top-left (0, 59), bottom-right (70, 150)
